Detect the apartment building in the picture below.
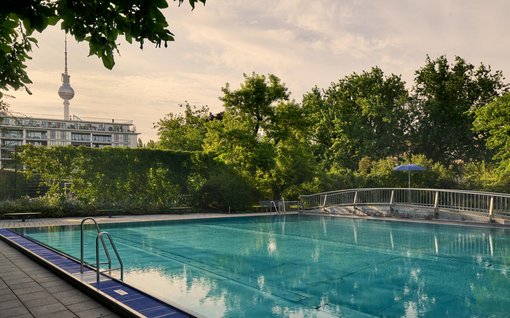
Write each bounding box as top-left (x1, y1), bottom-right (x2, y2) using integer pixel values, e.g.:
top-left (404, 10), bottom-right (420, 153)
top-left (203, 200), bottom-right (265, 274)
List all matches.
top-left (0, 114), bottom-right (138, 169)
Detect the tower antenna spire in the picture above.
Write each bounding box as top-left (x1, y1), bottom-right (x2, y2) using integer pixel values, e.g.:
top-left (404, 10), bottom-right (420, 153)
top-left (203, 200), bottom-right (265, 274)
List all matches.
top-left (58, 33), bottom-right (75, 120)
top-left (64, 34), bottom-right (68, 74)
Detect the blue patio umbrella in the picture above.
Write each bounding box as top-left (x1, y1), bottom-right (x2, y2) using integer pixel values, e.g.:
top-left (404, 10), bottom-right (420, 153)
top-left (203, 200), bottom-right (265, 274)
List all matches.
top-left (393, 164), bottom-right (426, 188)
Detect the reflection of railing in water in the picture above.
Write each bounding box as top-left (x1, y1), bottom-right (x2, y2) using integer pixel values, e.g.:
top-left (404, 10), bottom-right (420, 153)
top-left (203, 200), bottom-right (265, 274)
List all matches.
top-left (332, 219), bottom-right (504, 258)
top-left (386, 230), bottom-right (501, 257)
top-left (300, 188), bottom-right (510, 221)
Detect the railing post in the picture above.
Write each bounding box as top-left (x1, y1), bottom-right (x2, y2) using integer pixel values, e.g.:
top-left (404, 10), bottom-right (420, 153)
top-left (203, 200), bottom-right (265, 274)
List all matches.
top-left (488, 196), bottom-right (494, 223)
top-left (96, 235), bottom-right (100, 282)
top-left (389, 190), bottom-right (395, 213)
top-left (353, 191), bottom-right (358, 208)
top-left (322, 194), bottom-right (328, 207)
top-left (434, 191), bottom-right (439, 219)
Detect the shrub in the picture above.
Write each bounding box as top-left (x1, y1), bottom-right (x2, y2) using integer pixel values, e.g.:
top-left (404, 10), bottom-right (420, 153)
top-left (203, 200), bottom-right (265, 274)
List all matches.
top-left (195, 167), bottom-right (257, 211)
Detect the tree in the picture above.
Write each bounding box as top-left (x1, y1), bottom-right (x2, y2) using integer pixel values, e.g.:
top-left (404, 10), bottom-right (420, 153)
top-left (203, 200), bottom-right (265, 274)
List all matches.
top-left (205, 73), bottom-right (315, 198)
top-left (0, 0), bottom-right (206, 100)
top-left (303, 67), bottom-right (411, 170)
top-left (155, 102), bottom-right (210, 151)
top-left (220, 72), bottom-right (290, 138)
top-left (473, 93), bottom-right (510, 175)
top-left (205, 73), bottom-right (291, 175)
top-left (411, 55), bottom-right (507, 166)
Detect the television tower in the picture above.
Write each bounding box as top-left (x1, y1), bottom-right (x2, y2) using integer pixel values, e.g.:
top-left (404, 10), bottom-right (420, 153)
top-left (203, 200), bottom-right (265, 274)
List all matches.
top-left (58, 34), bottom-right (75, 120)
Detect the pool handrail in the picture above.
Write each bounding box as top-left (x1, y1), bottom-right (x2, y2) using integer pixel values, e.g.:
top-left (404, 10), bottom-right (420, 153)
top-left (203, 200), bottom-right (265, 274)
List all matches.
top-left (270, 200), bottom-right (280, 215)
top-left (96, 231), bottom-right (124, 282)
top-left (80, 217), bottom-right (112, 274)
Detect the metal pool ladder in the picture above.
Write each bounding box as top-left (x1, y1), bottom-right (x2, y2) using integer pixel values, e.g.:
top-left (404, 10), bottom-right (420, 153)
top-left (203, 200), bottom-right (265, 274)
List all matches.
top-left (80, 217), bottom-right (124, 282)
top-left (270, 197), bottom-right (287, 215)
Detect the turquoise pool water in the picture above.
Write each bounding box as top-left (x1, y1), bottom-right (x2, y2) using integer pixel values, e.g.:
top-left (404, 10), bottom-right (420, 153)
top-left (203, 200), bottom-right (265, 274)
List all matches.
top-left (14, 215), bottom-right (510, 317)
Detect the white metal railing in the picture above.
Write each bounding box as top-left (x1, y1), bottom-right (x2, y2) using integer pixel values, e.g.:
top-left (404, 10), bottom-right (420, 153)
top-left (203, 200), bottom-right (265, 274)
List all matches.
top-left (299, 188), bottom-right (510, 220)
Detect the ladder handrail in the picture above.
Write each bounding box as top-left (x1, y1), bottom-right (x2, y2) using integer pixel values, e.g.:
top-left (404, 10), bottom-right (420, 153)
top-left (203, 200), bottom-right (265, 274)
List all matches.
top-left (96, 231), bottom-right (124, 282)
top-left (81, 217), bottom-right (112, 274)
top-left (270, 201), bottom-right (279, 215)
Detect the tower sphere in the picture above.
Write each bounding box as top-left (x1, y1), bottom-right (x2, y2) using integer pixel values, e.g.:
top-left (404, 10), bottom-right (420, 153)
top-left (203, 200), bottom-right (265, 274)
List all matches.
top-left (58, 81), bottom-right (75, 100)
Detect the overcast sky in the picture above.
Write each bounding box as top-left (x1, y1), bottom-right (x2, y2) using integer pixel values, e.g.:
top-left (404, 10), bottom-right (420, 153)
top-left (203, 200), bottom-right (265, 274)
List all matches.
top-left (7, 0), bottom-right (510, 142)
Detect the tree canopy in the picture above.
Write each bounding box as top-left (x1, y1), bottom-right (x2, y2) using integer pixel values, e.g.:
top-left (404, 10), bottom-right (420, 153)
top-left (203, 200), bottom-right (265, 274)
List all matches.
top-left (411, 56), bottom-right (507, 166)
top-left (0, 0), bottom-right (206, 100)
top-left (303, 67), bottom-right (411, 169)
top-left (155, 102), bottom-right (210, 151)
top-left (473, 93), bottom-right (510, 174)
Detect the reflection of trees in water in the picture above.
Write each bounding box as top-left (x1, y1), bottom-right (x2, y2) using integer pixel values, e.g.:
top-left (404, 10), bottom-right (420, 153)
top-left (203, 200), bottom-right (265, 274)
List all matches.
top-left (471, 260), bottom-right (510, 317)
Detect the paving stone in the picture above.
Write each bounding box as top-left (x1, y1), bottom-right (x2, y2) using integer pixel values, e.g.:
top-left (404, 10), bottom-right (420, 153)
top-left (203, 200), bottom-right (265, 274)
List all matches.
top-left (24, 296), bottom-right (61, 308)
top-left (45, 283), bottom-right (74, 293)
top-left (57, 294), bottom-right (94, 306)
top-left (10, 282), bottom-right (45, 295)
top-left (51, 288), bottom-right (87, 299)
top-left (72, 306), bottom-right (118, 318)
top-left (0, 290), bottom-right (18, 301)
top-left (67, 300), bottom-right (103, 312)
top-left (0, 298), bottom-right (24, 310)
top-left (0, 286), bottom-right (16, 296)
top-left (28, 302), bottom-right (68, 316)
top-left (0, 267), bottom-right (19, 276)
top-left (37, 310), bottom-right (78, 318)
top-left (3, 275), bottom-right (34, 284)
top-left (41, 279), bottom-right (71, 288)
top-left (17, 290), bottom-right (52, 301)
top-left (1, 305), bottom-right (32, 317)
top-left (32, 274), bottom-right (58, 283)
top-left (11, 313), bottom-right (35, 318)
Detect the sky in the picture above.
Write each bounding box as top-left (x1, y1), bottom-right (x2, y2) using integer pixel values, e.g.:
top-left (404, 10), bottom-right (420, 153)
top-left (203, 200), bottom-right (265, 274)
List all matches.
top-left (7, 0), bottom-right (510, 142)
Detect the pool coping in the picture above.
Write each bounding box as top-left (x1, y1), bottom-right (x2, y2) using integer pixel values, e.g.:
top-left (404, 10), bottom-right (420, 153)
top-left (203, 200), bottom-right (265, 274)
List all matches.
top-left (0, 228), bottom-right (202, 318)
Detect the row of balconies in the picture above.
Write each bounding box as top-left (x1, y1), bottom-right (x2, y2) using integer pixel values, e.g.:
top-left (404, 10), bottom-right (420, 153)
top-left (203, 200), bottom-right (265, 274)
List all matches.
top-left (0, 119), bottom-right (135, 133)
top-left (2, 132), bottom-right (115, 142)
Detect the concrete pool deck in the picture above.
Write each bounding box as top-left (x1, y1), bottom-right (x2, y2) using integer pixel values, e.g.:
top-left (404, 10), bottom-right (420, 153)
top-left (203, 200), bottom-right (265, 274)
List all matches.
top-left (0, 213), bottom-right (270, 317)
top-left (0, 239), bottom-right (120, 318)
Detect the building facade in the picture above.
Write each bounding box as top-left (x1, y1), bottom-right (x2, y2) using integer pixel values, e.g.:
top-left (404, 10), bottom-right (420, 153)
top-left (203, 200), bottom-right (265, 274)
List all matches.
top-left (0, 113), bottom-right (138, 169)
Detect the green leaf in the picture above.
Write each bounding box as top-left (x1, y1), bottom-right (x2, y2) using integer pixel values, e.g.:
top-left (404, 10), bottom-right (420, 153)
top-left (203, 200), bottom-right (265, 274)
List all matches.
top-left (101, 53), bottom-right (115, 70)
top-left (47, 16), bottom-right (60, 26)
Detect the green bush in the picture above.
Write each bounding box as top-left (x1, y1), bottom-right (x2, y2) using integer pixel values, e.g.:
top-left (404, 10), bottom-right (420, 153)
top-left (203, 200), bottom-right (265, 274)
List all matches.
top-left (461, 161), bottom-right (510, 193)
top-left (195, 167), bottom-right (257, 211)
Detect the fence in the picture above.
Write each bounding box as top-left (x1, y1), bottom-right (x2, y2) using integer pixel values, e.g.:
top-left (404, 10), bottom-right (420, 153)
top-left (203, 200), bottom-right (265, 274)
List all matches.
top-left (300, 188), bottom-right (510, 220)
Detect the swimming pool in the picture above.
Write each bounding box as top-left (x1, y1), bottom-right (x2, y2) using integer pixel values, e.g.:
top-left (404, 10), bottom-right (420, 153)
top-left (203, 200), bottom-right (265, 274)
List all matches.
top-left (13, 215), bottom-right (510, 317)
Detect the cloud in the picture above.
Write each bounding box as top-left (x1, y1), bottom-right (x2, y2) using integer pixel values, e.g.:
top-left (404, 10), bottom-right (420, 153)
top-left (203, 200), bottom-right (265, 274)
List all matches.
top-left (7, 0), bottom-right (510, 142)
